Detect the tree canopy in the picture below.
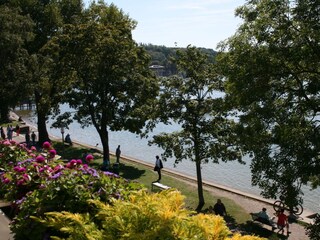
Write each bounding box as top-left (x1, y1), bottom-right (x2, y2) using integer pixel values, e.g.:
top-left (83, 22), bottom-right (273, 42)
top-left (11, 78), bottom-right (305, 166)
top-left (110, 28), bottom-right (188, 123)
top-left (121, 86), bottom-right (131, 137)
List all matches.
top-left (0, 5), bottom-right (34, 122)
top-left (0, 0), bottom-right (84, 143)
top-left (53, 2), bottom-right (159, 168)
top-left (151, 46), bottom-right (242, 211)
top-left (217, 0), bottom-right (320, 209)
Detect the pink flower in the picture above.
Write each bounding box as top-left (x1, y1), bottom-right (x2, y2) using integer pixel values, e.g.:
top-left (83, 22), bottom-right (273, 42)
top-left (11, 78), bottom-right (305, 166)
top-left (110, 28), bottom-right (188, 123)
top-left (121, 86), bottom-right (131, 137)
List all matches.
top-left (86, 154), bottom-right (94, 162)
top-left (42, 141), bottom-right (51, 149)
top-left (2, 178), bottom-right (10, 184)
top-left (36, 155), bottom-right (45, 163)
top-left (3, 140), bottom-right (11, 145)
top-left (53, 165), bottom-right (63, 172)
top-left (17, 179), bottom-right (25, 185)
top-left (30, 146), bottom-right (37, 151)
top-left (70, 159), bottom-right (77, 165)
top-left (76, 159), bottom-right (82, 165)
top-left (14, 166), bottom-right (21, 172)
top-left (49, 149), bottom-right (56, 158)
top-left (18, 167), bottom-right (26, 173)
top-left (23, 174), bottom-right (31, 181)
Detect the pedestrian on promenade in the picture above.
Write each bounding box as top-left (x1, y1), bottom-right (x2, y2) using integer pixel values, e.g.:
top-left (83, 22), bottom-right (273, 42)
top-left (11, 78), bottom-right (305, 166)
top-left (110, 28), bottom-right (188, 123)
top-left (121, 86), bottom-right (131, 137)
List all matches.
top-left (31, 131), bottom-right (36, 145)
top-left (213, 199), bottom-right (227, 216)
top-left (277, 208), bottom-right (290, 235)
top-left (15, 124), bottom-right (20, 136)
top-left (116, 145), bottom-right (121, 163)
top-left (153, 155), bottom-right (163, 182)
top-left (7, 125), bottom-right (13, 140)
top-left (25, 131), bottom-right (31, 148)
top-left (0, 127), bottom-right (5, 139)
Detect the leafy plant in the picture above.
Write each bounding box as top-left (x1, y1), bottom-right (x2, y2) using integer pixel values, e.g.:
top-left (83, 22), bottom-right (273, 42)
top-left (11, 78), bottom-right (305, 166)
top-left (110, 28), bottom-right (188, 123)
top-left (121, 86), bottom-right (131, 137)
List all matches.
top-left (35, 189), bottom-right (264, 240)
top-left (305, 214), bottom-right (320, 240)
top-left (0, 139), bottom-right (142, 240)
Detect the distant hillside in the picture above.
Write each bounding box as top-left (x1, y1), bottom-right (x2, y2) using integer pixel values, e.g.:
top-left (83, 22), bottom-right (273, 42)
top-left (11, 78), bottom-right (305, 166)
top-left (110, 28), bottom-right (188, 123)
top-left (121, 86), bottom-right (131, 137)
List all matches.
top-left (141, 44), bottom-right (217, 76)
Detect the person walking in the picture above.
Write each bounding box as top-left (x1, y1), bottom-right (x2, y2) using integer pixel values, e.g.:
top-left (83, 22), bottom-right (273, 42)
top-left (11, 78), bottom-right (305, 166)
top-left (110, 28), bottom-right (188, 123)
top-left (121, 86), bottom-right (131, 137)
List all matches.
top-left (0, 127), bottom-right (5, 139)
top-left (25, 131), bottom-right (31, 148)
top-left (15, 124), bottom-right (20, 136)
top-left (277, 208), bottom-right (290, 235)
top-left (116, 145), bottom-right (121, 163)
top-left (31, 131), bottom-right (36, 145)
top-left (7, 125), bottom-right (13, 140)
top-left (153, 155), bottom-right (163, 182)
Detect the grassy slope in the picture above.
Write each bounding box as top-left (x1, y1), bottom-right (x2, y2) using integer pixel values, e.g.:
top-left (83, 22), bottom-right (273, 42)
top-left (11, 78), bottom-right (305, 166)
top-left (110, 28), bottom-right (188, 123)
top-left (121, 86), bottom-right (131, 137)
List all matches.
top-left (53, 141), bottom-right (251, 224)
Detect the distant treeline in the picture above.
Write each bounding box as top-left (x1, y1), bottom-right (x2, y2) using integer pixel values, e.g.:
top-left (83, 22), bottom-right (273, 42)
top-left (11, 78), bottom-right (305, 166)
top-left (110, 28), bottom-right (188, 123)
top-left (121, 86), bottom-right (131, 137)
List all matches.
top-left (142, 44), bottom-right (217, 76)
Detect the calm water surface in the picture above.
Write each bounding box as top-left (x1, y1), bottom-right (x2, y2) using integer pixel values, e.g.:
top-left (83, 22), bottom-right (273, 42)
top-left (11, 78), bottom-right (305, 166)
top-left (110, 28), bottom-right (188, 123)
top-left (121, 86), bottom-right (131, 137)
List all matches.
top-left (19, 108), bottom-right (319, 214)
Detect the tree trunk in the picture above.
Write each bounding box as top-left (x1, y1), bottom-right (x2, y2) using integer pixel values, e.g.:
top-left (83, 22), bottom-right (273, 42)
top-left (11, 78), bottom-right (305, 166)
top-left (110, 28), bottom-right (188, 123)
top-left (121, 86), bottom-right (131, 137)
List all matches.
top-left (195, 160), bottom-right (205, 212)
top-left (34, 91), bottom-right (50, 145)
top-left (0, 103), bottom-right (9, 123)
top-left (37, 110), bottom-right (50, 145)
top-left (98, 128), bottom-right (110, 171)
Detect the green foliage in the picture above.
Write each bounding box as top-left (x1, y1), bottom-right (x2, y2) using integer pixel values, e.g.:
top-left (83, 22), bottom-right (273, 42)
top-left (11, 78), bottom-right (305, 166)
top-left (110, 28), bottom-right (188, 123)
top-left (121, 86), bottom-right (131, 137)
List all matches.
top-left (151, 46), bottom-right (242, 210)
top-left (35, 189), bottom-right (264, 240)
top-left (1, 0), bottom-right (84, 143)
top-left (51, 2), bottom-right (159, 164)
top-left (0, 4), bottom-right (34, 122)
top-left (217, 0), bottom-right (320, 208)
top-left (305, 214), bottom-right (320, 240)
top-left (0, 139), bottom-right (142, 240)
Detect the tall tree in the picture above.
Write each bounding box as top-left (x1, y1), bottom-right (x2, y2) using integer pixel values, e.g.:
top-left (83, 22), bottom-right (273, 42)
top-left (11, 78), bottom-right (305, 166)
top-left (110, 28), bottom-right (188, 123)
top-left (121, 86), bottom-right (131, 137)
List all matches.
top-left (217, 0), bottom-right (320, 210)
top-left (151, 46), bottom-right (242, 211)
top-left (3, 0), bottom-right (83, 143)
top-left (0, 5), bottom-right (34, 122)
top-left (54, 2), bottom-right (158, 168)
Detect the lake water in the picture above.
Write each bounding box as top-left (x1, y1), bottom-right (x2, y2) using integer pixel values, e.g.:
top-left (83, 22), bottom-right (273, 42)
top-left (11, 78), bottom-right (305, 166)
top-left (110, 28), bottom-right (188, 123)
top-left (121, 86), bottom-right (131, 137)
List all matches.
top-left (19, 107), bottom-right (319, 214)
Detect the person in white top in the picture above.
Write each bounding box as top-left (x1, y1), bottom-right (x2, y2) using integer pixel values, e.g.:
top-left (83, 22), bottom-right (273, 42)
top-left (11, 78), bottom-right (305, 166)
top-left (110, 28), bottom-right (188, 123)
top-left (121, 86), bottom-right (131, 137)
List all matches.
top-left (154, 155), bottom-right (163, 182)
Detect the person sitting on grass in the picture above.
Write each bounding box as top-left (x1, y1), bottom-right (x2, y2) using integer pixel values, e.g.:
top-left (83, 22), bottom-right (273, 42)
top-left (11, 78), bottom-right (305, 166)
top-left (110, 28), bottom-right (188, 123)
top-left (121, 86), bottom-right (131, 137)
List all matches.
top-left (65, 133), bottom-right (72, 146)
top-left (213, 199), bottom-right (226, 216)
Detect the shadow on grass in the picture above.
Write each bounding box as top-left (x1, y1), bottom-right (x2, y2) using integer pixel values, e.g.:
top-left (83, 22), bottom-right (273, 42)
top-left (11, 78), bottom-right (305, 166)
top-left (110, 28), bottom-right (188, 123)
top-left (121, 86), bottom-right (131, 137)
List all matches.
top-left (53, 142), bottom-right (99, 161)
top-left (119, 163), bottom-right (146, 181)
top-left (238, 221), bottom-right (288, 239)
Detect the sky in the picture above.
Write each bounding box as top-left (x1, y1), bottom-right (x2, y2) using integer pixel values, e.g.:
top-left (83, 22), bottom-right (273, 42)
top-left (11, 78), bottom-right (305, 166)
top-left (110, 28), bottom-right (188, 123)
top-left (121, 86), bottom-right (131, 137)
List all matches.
top-left (84, 0), bottom-right (246, 50)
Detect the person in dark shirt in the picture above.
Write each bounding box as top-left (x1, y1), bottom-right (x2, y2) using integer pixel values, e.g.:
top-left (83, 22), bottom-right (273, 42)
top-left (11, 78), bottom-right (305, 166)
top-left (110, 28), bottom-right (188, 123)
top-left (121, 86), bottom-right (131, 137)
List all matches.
top-left (116, 145), bottom-right (121, 163)
top-left (213, 199), bottom-right (226, 216)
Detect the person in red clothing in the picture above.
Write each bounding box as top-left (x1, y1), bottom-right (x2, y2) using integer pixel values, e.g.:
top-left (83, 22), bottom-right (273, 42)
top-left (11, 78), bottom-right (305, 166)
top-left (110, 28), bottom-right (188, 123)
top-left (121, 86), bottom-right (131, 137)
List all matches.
top-left (277, 208), bottom-right (290, 235)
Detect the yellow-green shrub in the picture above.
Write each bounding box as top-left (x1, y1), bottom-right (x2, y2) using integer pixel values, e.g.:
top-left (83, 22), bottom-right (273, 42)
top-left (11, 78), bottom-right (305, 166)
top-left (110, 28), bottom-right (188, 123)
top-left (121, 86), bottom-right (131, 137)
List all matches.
top-left (35, 189), bottom-right (265, 240)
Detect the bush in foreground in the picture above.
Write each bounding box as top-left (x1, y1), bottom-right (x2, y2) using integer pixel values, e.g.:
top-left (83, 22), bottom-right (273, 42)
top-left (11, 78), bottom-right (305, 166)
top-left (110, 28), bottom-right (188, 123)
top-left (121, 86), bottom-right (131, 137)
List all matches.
top-left (34, 189), bottom-right (264, 240)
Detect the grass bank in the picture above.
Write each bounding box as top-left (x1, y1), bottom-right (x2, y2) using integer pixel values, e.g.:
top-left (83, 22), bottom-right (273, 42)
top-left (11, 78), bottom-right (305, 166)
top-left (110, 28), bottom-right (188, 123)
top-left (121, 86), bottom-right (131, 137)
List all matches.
top-left (53, 142), bottom-right (250, 223)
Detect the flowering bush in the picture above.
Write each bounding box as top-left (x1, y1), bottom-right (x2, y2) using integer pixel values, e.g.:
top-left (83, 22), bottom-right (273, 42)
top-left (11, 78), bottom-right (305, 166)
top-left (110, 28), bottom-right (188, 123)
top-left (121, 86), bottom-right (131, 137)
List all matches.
top-left (0, 140), bottom-right (30, 171)
top-left (0, 140), bottom-right (143, 240)
top-left (0, 140), bottom-right (62, 201)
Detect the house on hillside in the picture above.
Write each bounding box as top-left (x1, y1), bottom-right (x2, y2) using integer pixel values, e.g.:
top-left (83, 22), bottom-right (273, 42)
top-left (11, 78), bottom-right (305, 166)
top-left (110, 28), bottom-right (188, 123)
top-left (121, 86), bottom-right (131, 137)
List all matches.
top-left (149, 65), bottom-right (165, 77)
